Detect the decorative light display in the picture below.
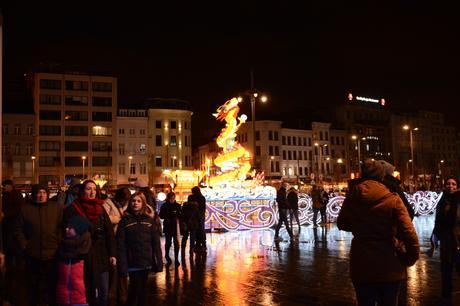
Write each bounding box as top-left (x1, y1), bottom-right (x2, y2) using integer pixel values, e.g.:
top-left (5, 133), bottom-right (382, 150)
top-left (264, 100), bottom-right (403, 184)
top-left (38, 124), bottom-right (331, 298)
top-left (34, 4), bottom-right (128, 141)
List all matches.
top-left (202, 191), bottom-right (442, 231)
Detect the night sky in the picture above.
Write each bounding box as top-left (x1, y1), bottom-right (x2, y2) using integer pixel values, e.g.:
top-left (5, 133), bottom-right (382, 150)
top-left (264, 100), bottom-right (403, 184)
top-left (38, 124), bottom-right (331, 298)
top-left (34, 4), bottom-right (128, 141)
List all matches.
top-left (2, 2), bottom-right (460, 146)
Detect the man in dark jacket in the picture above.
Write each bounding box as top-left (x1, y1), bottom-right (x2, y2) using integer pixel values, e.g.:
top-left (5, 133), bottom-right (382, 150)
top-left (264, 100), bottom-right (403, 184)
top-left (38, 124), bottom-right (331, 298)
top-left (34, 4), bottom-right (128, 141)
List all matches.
top-left (14, 184), bottom-right (64, 306)
top-left (181, 195), bottom-right (201, 256)
top-left (287, 187), bottom-right (301, 235)
top-left (337, 159), bottom-right (419, 306)
top-left (159, 192), bottom-right (182, 266)
top-left (190, 186), bottom-right (207, 252)
top-left (274, 183), bottom-right (294, 242)
top-left (2, 179), bottom-right (24, 262)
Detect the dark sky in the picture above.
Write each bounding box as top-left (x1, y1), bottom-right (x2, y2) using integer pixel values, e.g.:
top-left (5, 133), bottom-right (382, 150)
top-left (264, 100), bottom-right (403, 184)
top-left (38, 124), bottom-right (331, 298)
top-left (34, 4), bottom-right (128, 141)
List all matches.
top-left (3, 2), bottom-right (460, 146)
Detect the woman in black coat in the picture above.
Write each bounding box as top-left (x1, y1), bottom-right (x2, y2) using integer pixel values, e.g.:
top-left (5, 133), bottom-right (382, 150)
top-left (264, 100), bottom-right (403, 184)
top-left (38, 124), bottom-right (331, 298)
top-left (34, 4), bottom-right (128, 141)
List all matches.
top-left (63, 180), bottom-right (116, 306)
top-left (159, 192), bottom-right (182, 267)
top-left (117, 192), bottom-right (162, 306)
top-left (429, 176), bottom-right (460, 302)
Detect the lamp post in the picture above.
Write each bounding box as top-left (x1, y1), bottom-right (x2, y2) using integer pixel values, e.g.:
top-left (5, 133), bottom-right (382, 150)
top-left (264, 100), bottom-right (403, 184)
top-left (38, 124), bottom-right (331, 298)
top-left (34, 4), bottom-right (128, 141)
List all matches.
top-left (314, 143), bottom-right (327, 181)
top-left (128, 155), bottom-right (133, 179)
top-left (81, 156), bottom-right (86, 180)
top-left (403, 125), bottom-right (419, 188)
top-left (438, 159), bottom-right (444, 186)
top-left (336, 158), bottom-right (343, 185)
top-left (31, 156), bottom-right (36, 184)
top-left (238, 71), bottom-right (268, 169)
top-left (269, 155), bottom-right (274, 186)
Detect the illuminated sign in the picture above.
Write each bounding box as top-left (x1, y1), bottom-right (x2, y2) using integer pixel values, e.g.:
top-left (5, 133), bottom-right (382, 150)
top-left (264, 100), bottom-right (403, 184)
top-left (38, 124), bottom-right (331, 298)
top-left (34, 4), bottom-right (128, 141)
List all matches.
top-left (348, 92), bottom-right (386, 106)
top-left (356, 96), bottom-right (379, 103)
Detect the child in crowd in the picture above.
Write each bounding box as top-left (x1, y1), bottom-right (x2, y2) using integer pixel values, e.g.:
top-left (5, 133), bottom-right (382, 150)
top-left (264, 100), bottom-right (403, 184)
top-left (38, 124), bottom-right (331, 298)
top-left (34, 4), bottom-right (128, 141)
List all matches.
top-left (117, 192), bottom-right (163, 306)
top-left (56, 216), bottom-right (92, 306)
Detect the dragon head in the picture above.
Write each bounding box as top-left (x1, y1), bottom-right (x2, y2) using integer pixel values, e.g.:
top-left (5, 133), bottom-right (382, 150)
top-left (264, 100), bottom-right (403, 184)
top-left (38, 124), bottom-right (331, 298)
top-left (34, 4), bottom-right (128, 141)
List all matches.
top-left (213, 98), bottom-right (241, 121)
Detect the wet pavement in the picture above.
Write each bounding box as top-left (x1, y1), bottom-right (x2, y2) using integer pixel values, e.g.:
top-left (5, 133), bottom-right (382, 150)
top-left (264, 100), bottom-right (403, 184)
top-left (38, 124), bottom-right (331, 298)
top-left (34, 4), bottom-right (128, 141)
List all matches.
top-left (147, 215), bottom-right (460, 305)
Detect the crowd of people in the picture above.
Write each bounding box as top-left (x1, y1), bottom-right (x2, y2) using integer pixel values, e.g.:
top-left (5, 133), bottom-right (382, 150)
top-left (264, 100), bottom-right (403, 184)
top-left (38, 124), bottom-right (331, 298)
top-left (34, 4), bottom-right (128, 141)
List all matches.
top-left (0, 179), bottom-right (207, 306)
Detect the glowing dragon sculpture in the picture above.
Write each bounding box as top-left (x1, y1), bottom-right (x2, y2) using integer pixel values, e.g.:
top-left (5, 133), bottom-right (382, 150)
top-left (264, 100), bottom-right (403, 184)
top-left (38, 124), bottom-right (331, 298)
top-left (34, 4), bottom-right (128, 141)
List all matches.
top-left (209, 98), bottom-right (252, 187)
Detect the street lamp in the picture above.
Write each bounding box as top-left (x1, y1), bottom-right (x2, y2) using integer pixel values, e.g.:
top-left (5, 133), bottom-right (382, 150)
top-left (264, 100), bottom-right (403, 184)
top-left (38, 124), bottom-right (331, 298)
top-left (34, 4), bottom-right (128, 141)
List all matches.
top-left (438, 160), bottom-right (445, 186)
top-left (31, 156), bottom-right (36, 184)
top-left (128, 155), bottom-right (133, 178)
top-left (403, 125), bottom-right (419, 188)
top-left (81, 156), bottom-right (87, 180)
top-left (237, 71), bottom-right (268, 169)
top-left (314, 143), bottom-right (327, 181)
top-left (269, 155), bottom-right (275, 186)
top-left (351, 135), bottom-right (366, 170)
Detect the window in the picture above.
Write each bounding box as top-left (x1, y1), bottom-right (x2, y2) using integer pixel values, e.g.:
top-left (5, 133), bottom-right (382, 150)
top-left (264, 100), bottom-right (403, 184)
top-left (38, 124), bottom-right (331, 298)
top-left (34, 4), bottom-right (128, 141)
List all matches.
top-left (2, 144), bottom-right (9, 155)
top-left (282, 136), bottom-right (286, 145)
top-left (92, 112), bottom-right (112, 122)
top-left (65, 141), bottom-right (88, 151)
top-left (26, 143), bottom-right (33, 155)
top-left (156, 120), bottom-right (162, 128)
top-left (140, 129), bottom-right (146, 135)
top-left (129, 162), bottom-right (136, 175)
top-left (39, 141), bottom-right (60, 151)
top-left (93, 157), bottom-right (112, 167)
top-left (293, 151), bottom-right (297, 160)
top-left (320, 131), bottom-right (323, 140)
top-left (288, 151), bottom-right (292, 160)
top-left (2, 124), bottom-right (8, 135)
top-left (256, 146), bottom-right (261, 156)
top-left (92, 126), bottom-right (111, 136)
top-left (14, 125), bottom-right (21, 135)
top-left (309, 151), bottom-right (313, 160)
top-left (129, 128), bottom-right (135, 135)
top-left (185, 156), bottom-right (191, 167)
top-left (65, 96), bottom-right (88, 106)
top-left (170, 158), bottom-right (178, 168)
top-left (40, 110), bottom-right (61, 120)
top-left (40, 79), bottom-right (61, 89)
top-left (276, 162), bottom-right (280, 172)
top-left (308, 138), bottom-right (312, 146)
top-left (325, 131), bottom-right (329, 140)
top-left (170, 121), bottom-right (177, 129)
top-left (287, 136), bottom-right (291, 145)
top-left (140, 163), bottom-right (146, 175)
top-left (184, 121), bottom-right (188, 130)
top-left (156, 135), bottom-right (162, 146)
top-left (303, 138), bottom-right (306, 146)
top-left (92, 97), bottom-right (112, 107)
top-left (40, 95), bottom-right (61, 105)
top-left (155, 156), bottom-right (162, 167)
top-left (299, 167), bottom-right (303, 175)
top-left (274, 131), bottom-right (279, 141)
top-left (283, 150), bottom-right (286, 159)
top-left (275, 146), bottom-right (279, 156)
top-left (119, 144), bottom-right (125, 155)
top-left (39, 125), bottom-right (61, 136)
top-left (65, 126), bottom-right (88, 136)
top-left (331, 137), bottom-right (335, 145)
top-left (268, 131), bottom-right (273, 140)
top-left (40, 156), bottom-right (61, 167)
top-left (170, 136), bottom-right (177, 146)
top-left (92, 82), bottom-right (112, 92)
top-left (65, 81), bottom-right (88, 91)
top-left (298, 151), bottom-right (302, 160)
top-left (270, 161), bottom-right (274, 172)
top-left (304, 151), bottom-right (307, 160)
top-left (341, 137), bottom-right (345, 145)
top-left (255, 131), bottom-right (260, 141)
top-left (93, 142), bottom-right (112, 152)
top-left (269, 145), bottom-right (274, 156)
top-left (65, 111), bottom-right (88, 121)
top-left (139, 144), bottom-right (146, 154)
top-left (14, 143), bottom-right (20, 155)
top-left (293, 137), bottom-right (297, 146)
top-left (119, 128), bottom-right (125, 135)
top-left (185, 136), bottom-right (190, 147)
top-left (118, 163), bottom-right (125, 175)
top-left (304, 167), bottom-right (308, 175)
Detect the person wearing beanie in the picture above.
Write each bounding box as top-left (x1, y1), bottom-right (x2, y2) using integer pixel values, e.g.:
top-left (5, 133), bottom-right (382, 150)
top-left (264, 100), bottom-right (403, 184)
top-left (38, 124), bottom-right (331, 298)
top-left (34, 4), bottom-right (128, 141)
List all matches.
top-left (56, 216), bottom-right (92, 306)
top-left (337, 158), bottom-right (419, 305)
top-left (13, 184), bottom-right (64, 306)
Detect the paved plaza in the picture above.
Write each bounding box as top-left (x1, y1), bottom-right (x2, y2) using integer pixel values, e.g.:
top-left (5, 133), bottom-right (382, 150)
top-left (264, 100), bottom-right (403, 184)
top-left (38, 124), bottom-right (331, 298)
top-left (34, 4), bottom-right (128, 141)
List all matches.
top-left (147, 215), bottom-right (460, 305)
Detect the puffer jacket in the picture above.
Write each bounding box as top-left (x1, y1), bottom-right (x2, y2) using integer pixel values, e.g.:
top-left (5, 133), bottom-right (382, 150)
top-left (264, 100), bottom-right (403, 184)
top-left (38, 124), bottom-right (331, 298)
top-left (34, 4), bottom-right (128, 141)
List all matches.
top-left (337, 179), bottom-right (420, 283)
top-left (56, 232), bottom-right (91, 305)
top-left (117, 213), bottom-right (163, 277)
top-left (14, 200), bottom-right (64, 260)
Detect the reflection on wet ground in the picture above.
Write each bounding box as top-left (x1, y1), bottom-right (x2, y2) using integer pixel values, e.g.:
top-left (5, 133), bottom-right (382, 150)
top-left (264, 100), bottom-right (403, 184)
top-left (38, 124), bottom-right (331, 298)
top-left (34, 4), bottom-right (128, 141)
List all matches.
top-left (147, 215), bottom-right (460, 305)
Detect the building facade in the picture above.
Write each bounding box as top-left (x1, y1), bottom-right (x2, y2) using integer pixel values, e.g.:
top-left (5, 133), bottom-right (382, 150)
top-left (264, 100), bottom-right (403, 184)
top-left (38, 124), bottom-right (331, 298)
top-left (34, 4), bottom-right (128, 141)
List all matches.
top-left (33, 72), bottom-right (117, 186)
top-left (2, 113), bottom-right (35, 185)
top-left (116, 109), bottom-right (149, 185)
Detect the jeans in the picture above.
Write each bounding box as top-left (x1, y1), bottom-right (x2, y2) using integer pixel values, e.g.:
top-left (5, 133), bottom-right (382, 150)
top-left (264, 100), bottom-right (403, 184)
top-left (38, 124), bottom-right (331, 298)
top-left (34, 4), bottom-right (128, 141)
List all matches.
top-left (275, 209), bottom-right (293, 239)
top-left (182, 230), bottom-right (198, 254)
top-left (126, 270), bottom-right (149, 306)
top-left (353, 281), bottom-right (401, 306)
top-left (165, 232), bottom-right (180, 262)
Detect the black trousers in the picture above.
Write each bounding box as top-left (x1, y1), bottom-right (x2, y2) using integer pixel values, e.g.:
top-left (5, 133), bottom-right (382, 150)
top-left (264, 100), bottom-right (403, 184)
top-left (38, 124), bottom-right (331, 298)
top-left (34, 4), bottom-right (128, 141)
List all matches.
top-left (165, 232), bottom-right (180, 261)
top-left (275, 209), bottom-right (293, 238)
top-left (126, 270), bottom-right (149, 306)
top-left (353, 281), bottom-right (401, 306)
top-left (27, 257), bottom-right (56, 306)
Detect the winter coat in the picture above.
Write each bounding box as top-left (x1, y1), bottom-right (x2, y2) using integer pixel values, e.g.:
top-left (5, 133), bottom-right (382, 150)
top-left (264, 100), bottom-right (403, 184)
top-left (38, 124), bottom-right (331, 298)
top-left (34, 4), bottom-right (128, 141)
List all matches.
top-left (189, 193), bottom-right (206, 220)
top-left (337, 179), bottom-right (420, 283)
top-left (103, 198), bottom-right (126, 233)
top-left (382, 175), bottom-right (415, 220)
top-left (2, 189), bottom-right (25, 255)
top-left (56, 232), bottom-right (91, 305)
top-left (116, 213), bottom-right (163, 277)
top-left (311, 189), bottom-right (323, 210)
top-left (276, 187), bottom-right (288, 210)
top-left (159, 201), bottom-right (182, 235)
top-left (14, 200), bottom-right (64, 260)
top-left (181, 201), bottom-right (201, 233)
top-left (432, 191), bottom-right (460, 264)
top-left (287, 191), bottom-right (299, 210)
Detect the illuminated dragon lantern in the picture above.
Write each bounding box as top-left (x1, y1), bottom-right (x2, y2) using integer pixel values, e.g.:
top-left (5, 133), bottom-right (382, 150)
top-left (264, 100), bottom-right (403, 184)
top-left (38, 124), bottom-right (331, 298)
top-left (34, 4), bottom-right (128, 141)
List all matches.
top-left (209, 98), bottom-right (253, 187)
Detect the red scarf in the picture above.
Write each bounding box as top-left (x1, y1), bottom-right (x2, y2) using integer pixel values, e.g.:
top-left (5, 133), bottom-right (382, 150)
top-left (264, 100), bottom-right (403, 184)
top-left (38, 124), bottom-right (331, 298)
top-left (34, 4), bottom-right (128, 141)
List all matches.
top-left (72, 196), bottom-right (105, 221)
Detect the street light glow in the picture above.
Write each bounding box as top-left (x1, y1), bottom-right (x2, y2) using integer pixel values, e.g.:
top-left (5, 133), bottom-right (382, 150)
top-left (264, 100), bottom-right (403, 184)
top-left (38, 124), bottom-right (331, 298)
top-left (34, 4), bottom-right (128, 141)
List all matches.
top-left (237, 97), bottom-right (243, 102)
top-left (351, 135), bottom-right (357, 140)
top-left (403, 125), bottom-right (409, 130)
top-left (31, 156), bottom-right (36, 160)
top-left (260, 95), bottom-right (268, 103)
top-left (253, 92), bottom-right (258, 98)
top-left (81, 156), bottom-right (86, 160)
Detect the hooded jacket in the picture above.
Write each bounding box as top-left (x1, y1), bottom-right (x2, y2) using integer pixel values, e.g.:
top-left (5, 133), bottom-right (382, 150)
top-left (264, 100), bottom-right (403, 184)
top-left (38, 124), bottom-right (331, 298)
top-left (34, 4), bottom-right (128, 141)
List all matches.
top-left (337, 179), bottom-right (420, 282)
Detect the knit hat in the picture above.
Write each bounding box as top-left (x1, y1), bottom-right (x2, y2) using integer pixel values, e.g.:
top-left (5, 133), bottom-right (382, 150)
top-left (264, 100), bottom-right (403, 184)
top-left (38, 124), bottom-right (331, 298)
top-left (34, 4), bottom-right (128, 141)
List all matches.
top-left (379, 160), bottom-right (396, 177)
top-left (68, 215), bottom-right (92, 235)
top-left (361, 159), bottom-right (385, 181)
top-left (31, 184), bottom-right (49, 202)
